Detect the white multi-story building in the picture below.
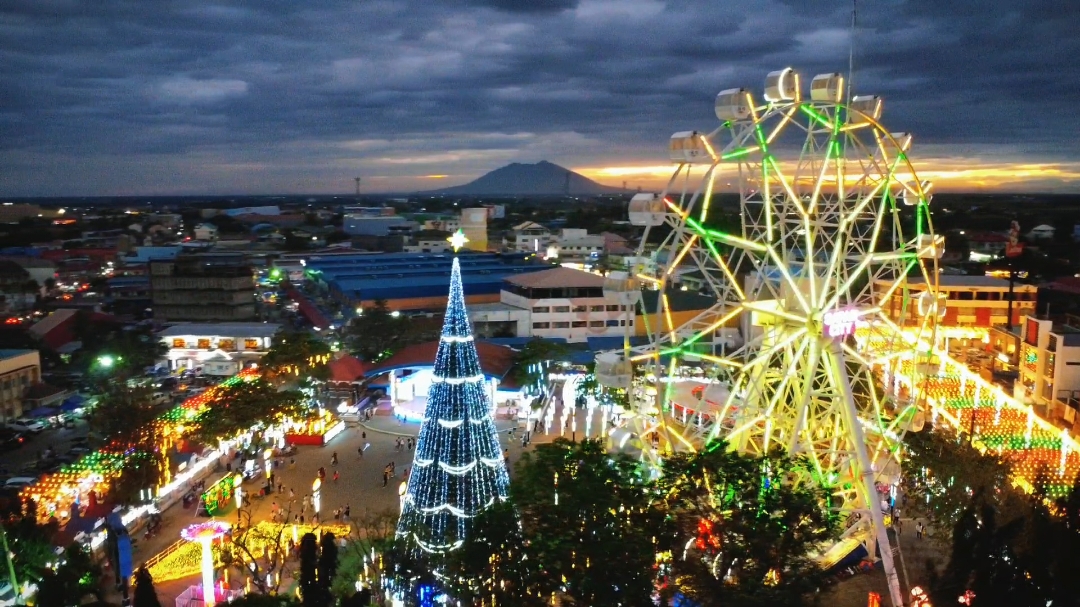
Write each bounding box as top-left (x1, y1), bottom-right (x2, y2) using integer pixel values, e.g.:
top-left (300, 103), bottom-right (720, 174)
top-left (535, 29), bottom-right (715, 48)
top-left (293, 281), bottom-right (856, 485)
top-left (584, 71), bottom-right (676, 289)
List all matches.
top-left (1016, 316), bottom-right (1080, 430)
top-left (158, 322), bottom-right (281, 375)
top-left (193, 223), bottom-right (219, 241)
top-left (501, 267), bottom-right (631, 342)
top-left (550, 229), bottom-right (604, 262)
top-left (508, 222), bottom-right (553, 253)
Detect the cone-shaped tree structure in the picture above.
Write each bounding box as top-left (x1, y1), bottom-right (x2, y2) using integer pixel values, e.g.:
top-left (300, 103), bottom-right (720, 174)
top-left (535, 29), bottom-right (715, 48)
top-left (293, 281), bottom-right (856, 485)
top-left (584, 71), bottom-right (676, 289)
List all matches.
top-left (397, 256), bottom-right (511, 553)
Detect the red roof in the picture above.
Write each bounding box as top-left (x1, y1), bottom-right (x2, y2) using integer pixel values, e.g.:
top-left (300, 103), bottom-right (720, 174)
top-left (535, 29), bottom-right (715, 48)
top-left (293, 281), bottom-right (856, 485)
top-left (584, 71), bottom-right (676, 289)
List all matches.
top-left (31, 309), bottom-right (121, 350)
top-left (328, 355), bottom-right (370, 383)
top-left (365, 340), bottom-right (516, 379)
top-left (283, 285), bottom-right (333, 329)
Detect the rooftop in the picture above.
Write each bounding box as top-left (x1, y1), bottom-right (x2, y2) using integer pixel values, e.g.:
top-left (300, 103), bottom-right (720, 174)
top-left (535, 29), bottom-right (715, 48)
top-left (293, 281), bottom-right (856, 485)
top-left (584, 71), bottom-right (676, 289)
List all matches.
top-left (158, 322), bottom-right (281, 338)
top-left (0, 349), bottom-right (36, 361)
top-left (364, 340), bottom-right (516, 379)
top-left (505, 267), bottom-right (605, 289)
top-left (907, 275), bottom-right (1037, 289)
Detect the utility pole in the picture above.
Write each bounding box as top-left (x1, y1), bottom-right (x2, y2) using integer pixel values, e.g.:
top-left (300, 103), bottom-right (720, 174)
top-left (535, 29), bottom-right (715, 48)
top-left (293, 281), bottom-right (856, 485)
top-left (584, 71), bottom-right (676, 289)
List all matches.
top-left (1, 524), bottom-right (21, 605)
top-left (1005, 221), bottom-right (1023, 332)
top-left (354, 177), bottom-right (361, 197)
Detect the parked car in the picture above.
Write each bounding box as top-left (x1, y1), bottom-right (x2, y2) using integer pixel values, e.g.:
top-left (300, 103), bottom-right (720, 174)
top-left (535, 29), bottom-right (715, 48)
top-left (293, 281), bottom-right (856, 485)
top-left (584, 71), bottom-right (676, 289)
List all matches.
top-left (4, 477), bottom-right (38, 489)
top-left (6, 418), bottom-right (47, 434)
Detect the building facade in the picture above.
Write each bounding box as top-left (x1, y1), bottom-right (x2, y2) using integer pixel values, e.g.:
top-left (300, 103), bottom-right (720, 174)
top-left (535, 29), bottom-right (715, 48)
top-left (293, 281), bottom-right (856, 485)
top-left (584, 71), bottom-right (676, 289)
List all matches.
top-left (158, 322), bottom-right (280, 375)
top-left (550, 229), bottom-right (604, 262)
top-left (508, 222), bottom-right (553, 253)
top-left (150, 255), bottom-right (256, 322)
top-left (501, 267), bottom-right (631, 343)
top-left (1015, 316), bottom-right (1080, 430)
top-left (0, 350), bottom-right (41, 422)
top-left (877, 275), bottom-right (1037, 329)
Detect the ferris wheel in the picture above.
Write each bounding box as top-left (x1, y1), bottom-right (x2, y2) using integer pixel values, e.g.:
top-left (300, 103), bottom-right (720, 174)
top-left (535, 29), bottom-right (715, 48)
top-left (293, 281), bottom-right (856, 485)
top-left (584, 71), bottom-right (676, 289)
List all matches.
top-left (596, 68), bottom-right (943, 605)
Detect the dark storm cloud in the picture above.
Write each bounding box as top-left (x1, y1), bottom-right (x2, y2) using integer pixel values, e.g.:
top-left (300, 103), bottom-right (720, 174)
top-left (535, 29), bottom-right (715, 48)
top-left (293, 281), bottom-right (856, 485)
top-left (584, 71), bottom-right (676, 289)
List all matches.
top-left (0, 0), bottom-right (1077, 195)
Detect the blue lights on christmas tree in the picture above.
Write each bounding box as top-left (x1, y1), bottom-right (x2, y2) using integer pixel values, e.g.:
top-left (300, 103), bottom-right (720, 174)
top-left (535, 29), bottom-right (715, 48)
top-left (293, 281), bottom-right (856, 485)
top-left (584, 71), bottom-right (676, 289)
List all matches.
top-left (397, 247), bottom-right (511, 554)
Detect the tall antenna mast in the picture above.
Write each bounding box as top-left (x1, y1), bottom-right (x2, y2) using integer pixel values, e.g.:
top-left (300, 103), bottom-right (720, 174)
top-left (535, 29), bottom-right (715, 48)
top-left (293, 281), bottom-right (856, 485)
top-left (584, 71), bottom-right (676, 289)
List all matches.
top-left (846, 0), bottom-right (857, 103)
top-left (354, 176), bottom-right (361, 197)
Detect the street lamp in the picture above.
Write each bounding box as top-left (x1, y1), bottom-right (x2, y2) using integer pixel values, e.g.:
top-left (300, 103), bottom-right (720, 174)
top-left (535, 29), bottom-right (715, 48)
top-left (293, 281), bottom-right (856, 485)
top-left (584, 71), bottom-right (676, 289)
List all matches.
top-left (312, 477), bottom-right (321, 515)
top-left (97, 355), bottom-right (115, 368)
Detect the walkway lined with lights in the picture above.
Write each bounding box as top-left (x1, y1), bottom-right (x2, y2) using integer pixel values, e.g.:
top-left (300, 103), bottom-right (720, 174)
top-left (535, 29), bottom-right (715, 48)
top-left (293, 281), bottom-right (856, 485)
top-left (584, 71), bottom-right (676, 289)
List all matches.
top-left (862, 330), bottom-right (1079, 499)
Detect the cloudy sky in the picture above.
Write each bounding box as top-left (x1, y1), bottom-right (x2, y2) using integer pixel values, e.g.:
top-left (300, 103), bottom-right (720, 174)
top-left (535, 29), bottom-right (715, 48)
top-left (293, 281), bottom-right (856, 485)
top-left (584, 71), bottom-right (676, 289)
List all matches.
top-left (1, 0), bottom-right (1078, 196)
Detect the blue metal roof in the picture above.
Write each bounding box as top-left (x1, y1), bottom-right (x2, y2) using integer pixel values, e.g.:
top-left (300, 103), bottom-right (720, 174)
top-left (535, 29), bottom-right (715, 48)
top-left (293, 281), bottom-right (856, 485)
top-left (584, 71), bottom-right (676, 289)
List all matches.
top-left (310, 252), bottom-right (548, 303)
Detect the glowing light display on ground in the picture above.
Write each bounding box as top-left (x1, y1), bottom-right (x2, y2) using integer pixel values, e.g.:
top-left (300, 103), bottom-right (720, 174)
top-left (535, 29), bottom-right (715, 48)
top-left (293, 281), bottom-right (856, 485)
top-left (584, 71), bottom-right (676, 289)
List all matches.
top-left (181, 522), bottom-right (231, 607)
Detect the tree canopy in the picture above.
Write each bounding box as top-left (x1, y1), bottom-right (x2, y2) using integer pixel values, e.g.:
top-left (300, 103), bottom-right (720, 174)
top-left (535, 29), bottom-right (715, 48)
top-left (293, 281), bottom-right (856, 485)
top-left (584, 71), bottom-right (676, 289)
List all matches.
top-left (193, 378), bottom-right (306, 443)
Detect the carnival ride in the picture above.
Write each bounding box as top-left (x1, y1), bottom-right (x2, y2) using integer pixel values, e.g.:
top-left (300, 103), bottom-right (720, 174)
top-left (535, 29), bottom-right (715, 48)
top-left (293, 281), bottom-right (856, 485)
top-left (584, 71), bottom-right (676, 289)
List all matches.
top-left (598, 67), bottom-right (943, 605)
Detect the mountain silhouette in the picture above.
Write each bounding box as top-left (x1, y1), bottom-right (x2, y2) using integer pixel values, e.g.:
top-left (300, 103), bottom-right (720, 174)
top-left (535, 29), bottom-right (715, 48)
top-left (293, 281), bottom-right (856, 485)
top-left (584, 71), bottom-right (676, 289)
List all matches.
top-left (424, 161), bottom-right (625, 196)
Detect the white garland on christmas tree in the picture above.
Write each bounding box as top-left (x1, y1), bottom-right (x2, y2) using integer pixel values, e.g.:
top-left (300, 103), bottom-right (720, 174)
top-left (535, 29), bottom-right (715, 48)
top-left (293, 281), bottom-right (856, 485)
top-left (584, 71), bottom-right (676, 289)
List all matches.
top-left (396, 252), bottom-right (511, 553)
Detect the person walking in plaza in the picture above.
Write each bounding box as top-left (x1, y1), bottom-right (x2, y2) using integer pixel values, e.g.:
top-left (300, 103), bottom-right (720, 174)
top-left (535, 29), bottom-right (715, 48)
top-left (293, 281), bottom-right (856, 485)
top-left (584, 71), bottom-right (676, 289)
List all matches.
top-left (357, 446), bottom-right (364, 460)
top-left (407, 437), bottom-right (414, 450)
top-left (333, 470), bottom-right (340, 482)
top-left (916, 521), bottom-right (924, 539)
top-left (331, 452), bottom-right (338, 467)
top-left (382, 470), bottom-right (389, 487)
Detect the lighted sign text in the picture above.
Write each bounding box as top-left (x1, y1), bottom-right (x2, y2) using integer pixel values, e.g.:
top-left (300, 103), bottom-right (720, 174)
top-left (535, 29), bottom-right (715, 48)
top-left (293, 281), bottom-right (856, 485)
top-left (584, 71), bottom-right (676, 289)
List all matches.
top-left (823, 309), bottom-right (861, 338)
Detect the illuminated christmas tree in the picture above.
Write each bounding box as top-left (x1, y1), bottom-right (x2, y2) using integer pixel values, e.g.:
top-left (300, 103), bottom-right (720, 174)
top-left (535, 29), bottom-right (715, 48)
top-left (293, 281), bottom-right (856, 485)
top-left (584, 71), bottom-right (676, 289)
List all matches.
top-left (397, 233), bottom-right (511, 553)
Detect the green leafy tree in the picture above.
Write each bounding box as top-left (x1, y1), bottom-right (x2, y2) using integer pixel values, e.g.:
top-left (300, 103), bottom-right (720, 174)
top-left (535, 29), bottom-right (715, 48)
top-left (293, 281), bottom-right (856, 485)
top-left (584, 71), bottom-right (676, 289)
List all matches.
top-left (512, 438), bottom-right (661, 606)
top-left (331, 509), bottom-right (398, 600)
top-left (261, 330), bottom-right (332, 383)
top-left (193, 379), bottom-right (306, 444)
top-left (654, 442), bottom-right (839, 607)
top-left (2, 515), bottom-right (58, 589)
top-left (317, 532), bottom-right (339, 607)
top-left (509, 338), bottom-right (571, 390)
top-left (345, 300), bottom-right (441, 363)
top-left (132, 566), bottom-right (162, 607)
top-left (299, 533), bottom-right (321, 607)
top-left (902, 426), bottom-right (1015, 545)
top-left (442, 500), bottom-right (544, 606)
top-left (34, 543), bottom-right (102, 607)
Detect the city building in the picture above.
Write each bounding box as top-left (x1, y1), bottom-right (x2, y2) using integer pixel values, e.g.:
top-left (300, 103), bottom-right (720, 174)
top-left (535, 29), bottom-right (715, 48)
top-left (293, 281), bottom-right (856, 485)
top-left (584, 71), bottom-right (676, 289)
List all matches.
top-left (877, 275), bottom-right (1037, 329)
top-left (0, 349), bottom-right (40, 422)
top-left (459, 207), bottom-right (489, 251)
top-left (508, 222), bottom-right (553, 253)
top-left (150, 255), bottom-right (256, 322)
top-left (158, 322), bottom-right (281, 375)
top-left (549, 228), bottom-right (605, 262)
top-left (1015, 316), bottom-right (1080, 430)
top-left (468, 268), bottom-right (715, 344)
top-left (306, 251), bottom-right (548, 312)
top-left (1027, 224), bottom-right (1056, 240)
top-left (193, 223), bottom-right (219, 241)
top-left (967, 232), bottom-right (1009, 260)
top-left (343, 214), bottom-right (410, 236)
top-left (423, 217), bottom-right (461, 232)
top-left (0, 203), bottom-right (59, 223)
top-left (0, 257), bottom-right (56, 285)
top-left (402, 239), bottom-right (454, 254)
top-left (29, 309), bottom-right (121, 352)
top-left (501, 267), bottom-right (630, 342)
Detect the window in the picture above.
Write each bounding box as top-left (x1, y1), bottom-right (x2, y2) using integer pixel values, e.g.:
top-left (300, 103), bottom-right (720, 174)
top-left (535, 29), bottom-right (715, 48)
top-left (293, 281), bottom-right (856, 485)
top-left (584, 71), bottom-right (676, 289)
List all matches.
top-left (197, 338), bottom-right (211, 349)
top-left (590, 305), bottom-right (605, 312)
top-left (553, 306), bottom-right (570, 313)
top-left (572, 305), bottom-right (587, 313)
top-left (553, 322), bottom-right (570, 329)
top-left (620, 320), bottom-right (627, 326)
top-left (572, 321), bottom-right (587, 328)
top-left (606, 319), bottom-right (620, 327)
top-left (244, 338), bottom-right (261, 350)
top-left (589, 321), bottom-right (604, 327)
top-left (218, 339), bottom-right (236, 351)
top-left (532, 322), bottom-right (550, 329)
top-left (606, 304), bottom-right (620, 311)
top-left (172, 338), bottom-right (186, 348)
top-left (532, 306), bottom-right (550, 313)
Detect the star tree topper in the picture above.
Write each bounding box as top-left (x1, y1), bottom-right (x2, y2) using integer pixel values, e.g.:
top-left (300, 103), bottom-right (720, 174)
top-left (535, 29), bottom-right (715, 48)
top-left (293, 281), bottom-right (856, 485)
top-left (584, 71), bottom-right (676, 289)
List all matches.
top-left (447, 229), bottom-right (469, 253)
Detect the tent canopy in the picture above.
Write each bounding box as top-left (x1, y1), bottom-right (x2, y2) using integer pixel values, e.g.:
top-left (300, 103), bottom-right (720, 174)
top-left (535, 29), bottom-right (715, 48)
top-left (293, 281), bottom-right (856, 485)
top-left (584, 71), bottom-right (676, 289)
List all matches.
top-left (27, 406), bottom-right (59, 418)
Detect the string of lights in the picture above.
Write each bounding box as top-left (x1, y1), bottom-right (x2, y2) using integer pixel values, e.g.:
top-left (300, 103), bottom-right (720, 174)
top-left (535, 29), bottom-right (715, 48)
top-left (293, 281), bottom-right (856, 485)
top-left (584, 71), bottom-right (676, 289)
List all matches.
top-left (397, 255), bottom-right (511, 554)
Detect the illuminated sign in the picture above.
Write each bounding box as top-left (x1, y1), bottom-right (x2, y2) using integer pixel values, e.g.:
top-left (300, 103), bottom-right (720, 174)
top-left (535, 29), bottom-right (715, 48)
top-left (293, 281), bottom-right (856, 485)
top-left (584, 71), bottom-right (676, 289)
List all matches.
top-left (823, 308), bottom-right (861, 338)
